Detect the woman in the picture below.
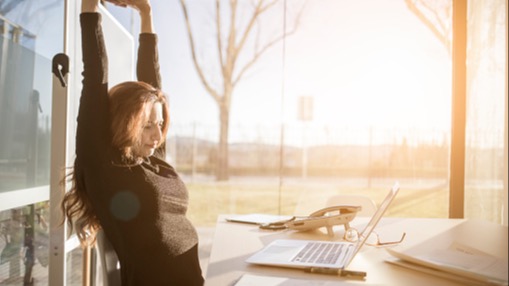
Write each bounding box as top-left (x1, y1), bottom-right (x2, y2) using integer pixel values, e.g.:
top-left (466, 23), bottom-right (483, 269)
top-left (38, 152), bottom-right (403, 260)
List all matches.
top-left (61, 0), bottom-right (204, 284)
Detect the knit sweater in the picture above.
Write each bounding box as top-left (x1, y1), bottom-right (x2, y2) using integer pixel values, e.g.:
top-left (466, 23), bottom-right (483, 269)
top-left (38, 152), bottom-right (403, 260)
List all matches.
top-left (77, 12), bottom-right (203, 285)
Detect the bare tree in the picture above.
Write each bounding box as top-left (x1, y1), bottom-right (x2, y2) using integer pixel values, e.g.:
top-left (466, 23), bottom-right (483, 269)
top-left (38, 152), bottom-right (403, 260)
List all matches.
top-left (405, 0), bottom-right (505, 78)
top-left (178, 0), bottom-right (305, 181)
top-left (404, 0), bottom-right (452, 55)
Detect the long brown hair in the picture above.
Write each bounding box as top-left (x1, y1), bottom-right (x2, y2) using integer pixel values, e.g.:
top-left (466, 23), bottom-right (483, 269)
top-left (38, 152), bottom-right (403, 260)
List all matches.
top-left (61, 81), bottom-right (170, 245)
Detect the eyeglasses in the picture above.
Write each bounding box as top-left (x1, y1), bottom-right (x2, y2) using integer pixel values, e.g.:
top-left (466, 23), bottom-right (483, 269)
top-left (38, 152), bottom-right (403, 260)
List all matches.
top-left (343, 228), bottom-right (406, 247)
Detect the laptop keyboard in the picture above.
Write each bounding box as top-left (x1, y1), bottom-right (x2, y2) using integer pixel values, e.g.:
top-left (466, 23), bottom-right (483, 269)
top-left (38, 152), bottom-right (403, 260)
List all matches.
top-left (291, 242), bottom-right (348, 264)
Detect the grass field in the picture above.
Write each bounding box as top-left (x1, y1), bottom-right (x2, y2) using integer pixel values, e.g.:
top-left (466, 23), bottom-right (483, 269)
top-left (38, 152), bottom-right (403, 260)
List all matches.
top-left (185, 177), bottom-right (454, 227)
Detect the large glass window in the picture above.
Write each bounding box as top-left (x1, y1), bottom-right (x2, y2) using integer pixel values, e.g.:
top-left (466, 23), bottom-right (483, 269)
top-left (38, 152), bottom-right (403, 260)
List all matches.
top-left (0, 2), bottom-right (61, 191)
top-left (118, 0), bottom-right (454, 226)
top-left (1, 0), bottom-right (63, 283)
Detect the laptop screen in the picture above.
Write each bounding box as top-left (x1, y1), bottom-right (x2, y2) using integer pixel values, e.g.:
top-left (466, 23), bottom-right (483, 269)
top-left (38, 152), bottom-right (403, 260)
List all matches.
top-left (348, 182), bottom-right (400, 260)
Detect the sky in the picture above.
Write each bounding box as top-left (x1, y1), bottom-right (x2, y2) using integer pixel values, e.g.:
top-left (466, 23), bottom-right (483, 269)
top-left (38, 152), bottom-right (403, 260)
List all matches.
top-left (107, 0), bottom-right (452, 143)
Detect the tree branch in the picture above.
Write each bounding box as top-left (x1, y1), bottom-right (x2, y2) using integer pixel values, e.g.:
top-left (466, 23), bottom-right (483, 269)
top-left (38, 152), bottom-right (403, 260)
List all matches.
top-left (234, 0), bottom-right (275, 62)
top-left (216, 0), bottom-right (225, 75)
top-left (179, 0), bottom-right (221, 104)
top-left (233, 0), bottom-right (304, 86)
top-left (404, 0), bottom-right (451, 53)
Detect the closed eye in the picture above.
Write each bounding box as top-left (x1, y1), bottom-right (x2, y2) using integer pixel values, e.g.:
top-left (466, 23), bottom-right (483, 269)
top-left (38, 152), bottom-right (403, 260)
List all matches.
top-left (144, 121), bottom-right (164, 129)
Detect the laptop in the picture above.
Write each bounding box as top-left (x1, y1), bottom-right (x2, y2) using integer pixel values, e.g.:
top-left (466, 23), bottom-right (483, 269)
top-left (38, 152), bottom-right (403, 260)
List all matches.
top-left (246, 182), bottom-right (400, 270)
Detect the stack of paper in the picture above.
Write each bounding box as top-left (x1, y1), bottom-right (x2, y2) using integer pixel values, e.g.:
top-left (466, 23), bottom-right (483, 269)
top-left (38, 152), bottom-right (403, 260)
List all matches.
top-left (386, 220), bottom-right (508, 286)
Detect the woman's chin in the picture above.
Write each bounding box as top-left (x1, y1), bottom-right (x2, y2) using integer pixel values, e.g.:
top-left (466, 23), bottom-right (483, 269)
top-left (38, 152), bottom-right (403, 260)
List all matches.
top-left (133, 146), bottom-right (156, 158)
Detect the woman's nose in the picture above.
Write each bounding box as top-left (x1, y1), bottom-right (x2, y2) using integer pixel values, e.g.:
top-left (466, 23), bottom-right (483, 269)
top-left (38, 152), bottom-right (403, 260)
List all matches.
top-left (152, 127), bottom-right (162, 141)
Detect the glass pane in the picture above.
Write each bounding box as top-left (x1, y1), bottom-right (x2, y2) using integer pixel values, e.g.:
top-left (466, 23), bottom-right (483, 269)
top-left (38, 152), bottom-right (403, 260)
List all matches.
top-left (66, 248), bottom-right (83, 286)
top-left (0, 38), bottom-right (53, 192)
top-left (1, 1), bottom-right (67, 285)
top-left (160, 0), bottom-right (454, 227)
top-left (0, 1), bottom-right (63, 192)
top-left (0, 203), bottom-right (50, 284)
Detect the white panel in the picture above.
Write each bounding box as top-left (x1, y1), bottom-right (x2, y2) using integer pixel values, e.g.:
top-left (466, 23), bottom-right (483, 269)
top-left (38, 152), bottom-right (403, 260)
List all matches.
top-left (49, 1), bottom-right (135, 285)
top-left (0, 186), bottom-right (49, 212)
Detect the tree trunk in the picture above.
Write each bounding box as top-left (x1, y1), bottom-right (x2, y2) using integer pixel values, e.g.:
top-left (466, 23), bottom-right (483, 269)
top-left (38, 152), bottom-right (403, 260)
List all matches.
top-left (217, 104), bottom-right (230, 181)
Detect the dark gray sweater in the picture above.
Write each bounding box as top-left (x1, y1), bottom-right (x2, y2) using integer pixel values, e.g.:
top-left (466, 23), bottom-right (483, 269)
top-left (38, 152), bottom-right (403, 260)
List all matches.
top-left (77, 12), bottom-right (203, 285)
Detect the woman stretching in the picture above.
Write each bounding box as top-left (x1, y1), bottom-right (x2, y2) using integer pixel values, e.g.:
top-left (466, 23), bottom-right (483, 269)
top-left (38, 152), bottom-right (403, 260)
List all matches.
top-left (61, 0), bottom-right (204, 284)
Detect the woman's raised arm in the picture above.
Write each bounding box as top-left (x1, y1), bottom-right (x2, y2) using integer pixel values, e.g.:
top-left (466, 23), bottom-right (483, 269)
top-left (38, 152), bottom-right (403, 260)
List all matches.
top-left (134, 0), bottom-right (154, 34)
top-left (77, 0), bottom-right (111, 165)
top-left (134, 0), bottom-right (161, 89)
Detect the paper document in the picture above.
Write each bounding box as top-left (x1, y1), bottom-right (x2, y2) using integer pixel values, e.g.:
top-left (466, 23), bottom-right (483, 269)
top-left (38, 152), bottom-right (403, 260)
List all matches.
top-left (233, 274), bottom-right (373, 286)
top-left (385, 257), bottom-right (497, 286)
top-left (417, 242), bottom-right (508, 282)
top-left (225, 214), bottom-right (293, 225)
top-left (387, 241), bottom-right (508, 285)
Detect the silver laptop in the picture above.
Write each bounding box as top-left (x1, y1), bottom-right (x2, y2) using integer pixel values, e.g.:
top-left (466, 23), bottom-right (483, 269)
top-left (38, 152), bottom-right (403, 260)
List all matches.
top-left (246, 182), bottom-right (400, 270)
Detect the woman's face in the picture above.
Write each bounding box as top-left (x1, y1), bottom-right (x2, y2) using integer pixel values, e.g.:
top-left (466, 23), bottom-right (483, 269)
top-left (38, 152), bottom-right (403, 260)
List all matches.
top-left (132, 102), bottom-right (164, 158)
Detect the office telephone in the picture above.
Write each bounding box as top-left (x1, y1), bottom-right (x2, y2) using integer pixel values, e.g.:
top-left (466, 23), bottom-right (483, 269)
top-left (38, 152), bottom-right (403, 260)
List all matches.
top-left (260, 205), bottom-right (361, 237)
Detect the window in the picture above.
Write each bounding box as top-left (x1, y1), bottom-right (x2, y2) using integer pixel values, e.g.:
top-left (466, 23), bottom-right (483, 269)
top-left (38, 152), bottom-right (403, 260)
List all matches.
top-left (0, 1), bottom-right (63, 283)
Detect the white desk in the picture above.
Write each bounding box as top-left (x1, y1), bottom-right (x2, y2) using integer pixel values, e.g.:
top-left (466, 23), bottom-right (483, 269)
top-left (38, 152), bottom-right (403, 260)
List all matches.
top-left (205, 215), bottom-right (508, 285)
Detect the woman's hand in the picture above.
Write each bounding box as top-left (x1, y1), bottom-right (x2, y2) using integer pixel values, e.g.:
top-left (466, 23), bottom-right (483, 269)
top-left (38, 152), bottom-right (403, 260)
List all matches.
top-left (82, 0), bottom-right (100, 12)
top-left (104, 0), bottom-right (151, 13)
top-left (104, 0), bottom-right (153, 33)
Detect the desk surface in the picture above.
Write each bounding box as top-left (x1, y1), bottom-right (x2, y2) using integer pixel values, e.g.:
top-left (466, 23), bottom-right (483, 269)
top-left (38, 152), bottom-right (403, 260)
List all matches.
top-left (205, 215), bottom-right (508, 286)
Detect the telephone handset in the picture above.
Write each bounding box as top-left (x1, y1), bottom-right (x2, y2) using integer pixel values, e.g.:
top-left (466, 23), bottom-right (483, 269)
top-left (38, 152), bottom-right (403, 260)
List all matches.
top-left (260, 205), bottom-right (361, 237)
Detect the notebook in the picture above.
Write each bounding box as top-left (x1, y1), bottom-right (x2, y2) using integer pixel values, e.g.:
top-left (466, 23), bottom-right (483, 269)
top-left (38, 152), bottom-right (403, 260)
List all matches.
top-left (246, 182), bottom-right (400, 270)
